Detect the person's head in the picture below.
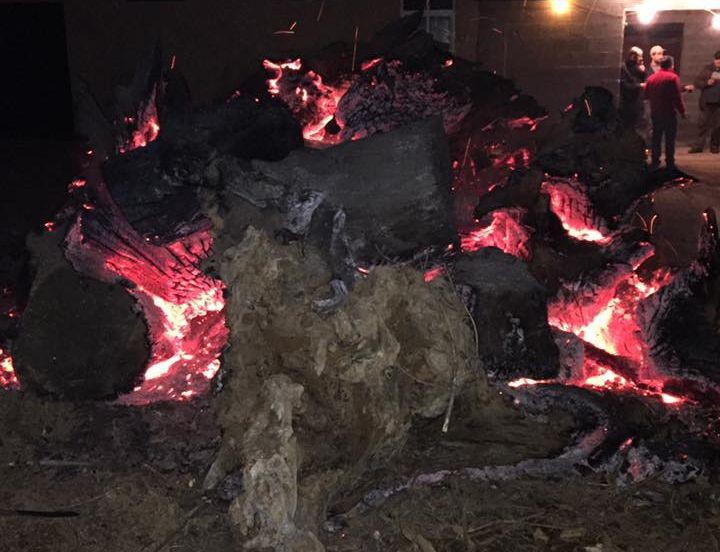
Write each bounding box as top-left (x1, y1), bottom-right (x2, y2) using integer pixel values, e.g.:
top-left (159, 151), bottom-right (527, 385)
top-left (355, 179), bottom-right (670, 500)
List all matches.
top-left (714, 50), bottom-right (720, 69)
top-left (627, 46), bottom-right (643, 65)
top-left (660, 55), bottom-right (674, 70)
top-left (650, 45), bottom-right (665, 63)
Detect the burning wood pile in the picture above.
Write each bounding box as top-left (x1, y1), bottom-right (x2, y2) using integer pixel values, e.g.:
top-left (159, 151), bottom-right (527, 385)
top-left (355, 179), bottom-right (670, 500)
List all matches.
top-left (3, 12), bottom-right (720, 552)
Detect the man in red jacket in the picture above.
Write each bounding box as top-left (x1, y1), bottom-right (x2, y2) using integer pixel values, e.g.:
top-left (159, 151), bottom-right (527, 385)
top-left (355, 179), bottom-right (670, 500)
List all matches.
top-left (645, 55), bottom-right (686, 170)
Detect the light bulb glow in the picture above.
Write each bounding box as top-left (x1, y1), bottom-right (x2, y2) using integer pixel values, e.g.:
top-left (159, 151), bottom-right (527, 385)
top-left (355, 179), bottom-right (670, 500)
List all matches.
top-left (550, 0), bottom-right (570, 15)
top-left (636, 4), bottom-right (657, 25)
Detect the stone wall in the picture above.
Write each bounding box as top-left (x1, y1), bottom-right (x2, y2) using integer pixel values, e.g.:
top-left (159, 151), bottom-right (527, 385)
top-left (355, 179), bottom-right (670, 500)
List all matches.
top-left (455, 1), bottom-right (720, 142)
top-left (454, 0), bottom-right (626, 115)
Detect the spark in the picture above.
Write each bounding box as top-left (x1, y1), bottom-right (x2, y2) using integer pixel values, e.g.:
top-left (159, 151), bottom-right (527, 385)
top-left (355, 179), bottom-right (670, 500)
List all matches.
top-left (68, 178), bottom-right (86, 192)
top-left (649, 214), bottom-right (659, 235)
top-left (634, 211), bottom-right (649, 231)
top-left (274, 21), bottom-right (297, 35)
top-left (351, 26), bottom-right (359, 72)
top-left (361, 57), bottom-right (383, 71)
top-left (461, 137), bottom-right (472, 168)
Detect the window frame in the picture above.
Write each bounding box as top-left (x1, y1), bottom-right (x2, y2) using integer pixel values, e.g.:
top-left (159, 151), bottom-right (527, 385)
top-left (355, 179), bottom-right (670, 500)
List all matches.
top-left (400, 0), bottom-right (455, 52)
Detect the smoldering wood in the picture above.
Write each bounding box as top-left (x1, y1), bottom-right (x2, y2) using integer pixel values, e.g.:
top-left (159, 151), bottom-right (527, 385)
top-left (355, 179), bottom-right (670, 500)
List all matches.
top-left (639, 208), bottom-right (720, 392)
top-left (453, 248), bottom-right (559, 380)
top-left (111, 42), bottom-right (164, 142)
top-left (534, 87), bottom-right (649, 226)
top-left (473, 169), bottom-right (545, 221)
top-left (103, 96), bottom-right (303, 243)
top-left (251, 116), bottom-right (455, 261)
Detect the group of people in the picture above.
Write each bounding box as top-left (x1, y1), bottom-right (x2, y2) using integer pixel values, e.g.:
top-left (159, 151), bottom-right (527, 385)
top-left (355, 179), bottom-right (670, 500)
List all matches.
top-left (620, 45), bottom-right (720, 170)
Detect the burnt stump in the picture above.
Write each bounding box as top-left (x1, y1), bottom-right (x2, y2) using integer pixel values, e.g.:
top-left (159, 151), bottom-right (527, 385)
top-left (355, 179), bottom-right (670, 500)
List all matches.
top-left (14, 264), bottom-right (149, 400)
top-left (454, 248), bottom-right (559, 380)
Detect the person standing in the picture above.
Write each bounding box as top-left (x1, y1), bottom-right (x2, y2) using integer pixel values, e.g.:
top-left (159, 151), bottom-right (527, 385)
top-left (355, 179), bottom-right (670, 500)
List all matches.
top-left (642, 45), bottom-right (665, 145)
top-left (619, 46), bottom-right (646, 130)
top-left (645, 55), bottom-right (686, 170)
top-left (646, 45), bottom-right (664, 77)
top-left (689, 50), bottom-right (720, 154)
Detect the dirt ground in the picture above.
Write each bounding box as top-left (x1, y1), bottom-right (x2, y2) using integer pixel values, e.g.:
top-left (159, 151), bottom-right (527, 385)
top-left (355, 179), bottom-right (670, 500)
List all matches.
top-left (2, 388), bottom-right (720, 552)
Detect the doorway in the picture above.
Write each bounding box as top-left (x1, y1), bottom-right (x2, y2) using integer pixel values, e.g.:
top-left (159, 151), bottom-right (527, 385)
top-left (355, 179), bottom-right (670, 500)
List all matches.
top-left (623, 22), bottom-right (684, 72)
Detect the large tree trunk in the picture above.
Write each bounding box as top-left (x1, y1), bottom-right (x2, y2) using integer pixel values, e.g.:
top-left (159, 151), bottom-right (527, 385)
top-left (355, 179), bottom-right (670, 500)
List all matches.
top-left (251, 116), bottom-right (455, 260)
top-left (13, 227), bottom-right (149, 399)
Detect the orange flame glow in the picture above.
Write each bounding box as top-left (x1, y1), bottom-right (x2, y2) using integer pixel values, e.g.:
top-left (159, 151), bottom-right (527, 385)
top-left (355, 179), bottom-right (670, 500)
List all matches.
top-left (262, 58), bottom-right (349, 145)
top-left (460, 208), bottom-right (531, 259)
top-left (0, 348), bottom-right (17, 388)
top-left (541, 178), bottom-right (612, 244)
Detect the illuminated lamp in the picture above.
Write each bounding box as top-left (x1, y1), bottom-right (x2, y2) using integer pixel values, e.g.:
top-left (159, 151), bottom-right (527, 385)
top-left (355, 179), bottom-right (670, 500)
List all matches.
top-left (713, 13), bottom-right (720, 30)
top-left (550, 0), bottom-right (571, 15)
top-left (636, 4), bottom-right (657, 25)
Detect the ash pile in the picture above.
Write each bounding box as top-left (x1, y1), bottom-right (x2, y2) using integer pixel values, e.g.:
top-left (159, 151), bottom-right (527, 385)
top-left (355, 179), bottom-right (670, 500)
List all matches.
top-left (3, 11), bottom-right (720, 552)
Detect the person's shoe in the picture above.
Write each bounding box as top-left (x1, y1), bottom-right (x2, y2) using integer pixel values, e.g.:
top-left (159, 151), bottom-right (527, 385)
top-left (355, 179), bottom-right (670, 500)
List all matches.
top-left (711, 146), bottom-right (719, 154)
top-left (688, 147), bottom-right (704, 153)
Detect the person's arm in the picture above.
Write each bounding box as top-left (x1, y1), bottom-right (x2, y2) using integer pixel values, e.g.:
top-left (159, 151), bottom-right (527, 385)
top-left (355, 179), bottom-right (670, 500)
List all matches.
top-left (694, 65), bottom-right (713, 89)
top-left (620, 65), bottom-right (643, 92)
top-left (673, 77), bottom-right (686, 116)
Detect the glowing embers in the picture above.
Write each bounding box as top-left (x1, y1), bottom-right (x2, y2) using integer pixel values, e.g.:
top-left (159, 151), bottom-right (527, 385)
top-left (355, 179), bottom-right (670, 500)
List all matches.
top-left (506, 116), bottom-right (548, 132)
top-left (491, 148), bottom-right (531, 171)
top-left (263, 58), bottom-right (303, 96)
top-left (550, 263), bottom-right (672, 364)
top-left (0, 348), bottom-right (17, 389)
top-left (66, 217), bottom-right (227, 405)
top-left (508, 359), bottom-right (685, 406)
top-left (541, 177), bottom-right (612, 244)
top-left (111, 233), bottom-right (227, 405)
top-left (118, 88), bottom-right (161, 153)
top-left (262, 58), bottom-right (349, 145)
top-left (460, 208), bottom-right (532, 260)
top-left (423, 266), bottom-right (445, 283)
top-left (577, 360), bottom-right (684, 406)
top-left (544, 252), bottom-right (681, 404)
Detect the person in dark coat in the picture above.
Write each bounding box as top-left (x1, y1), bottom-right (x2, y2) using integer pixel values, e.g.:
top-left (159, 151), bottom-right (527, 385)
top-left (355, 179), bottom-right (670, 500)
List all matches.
top-left (619, 46), bottom-right (646, 130)
top-left (689, 50), bottom-right (720, 153)
top-left (645, 55), bottom-right (686, 170)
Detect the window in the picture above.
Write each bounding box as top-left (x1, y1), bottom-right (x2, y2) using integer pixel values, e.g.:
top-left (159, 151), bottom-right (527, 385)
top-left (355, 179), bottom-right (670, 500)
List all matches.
top-left (401, 0), bottom-right (454, 52)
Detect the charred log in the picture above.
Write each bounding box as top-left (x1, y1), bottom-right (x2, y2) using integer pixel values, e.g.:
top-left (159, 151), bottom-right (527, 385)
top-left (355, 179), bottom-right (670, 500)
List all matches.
top-left (640, 208), bottom-right (720, 387)
top-left (103, 96), bottom-right (303, 243)
top-left (13, 227), bottom-right (149, 399)
top-left (453, 248), bottom-right (559, 380)
top-left (246, 116), bottom-right (455, 261)
top-left (535, 87), bottom-right (648, 226)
